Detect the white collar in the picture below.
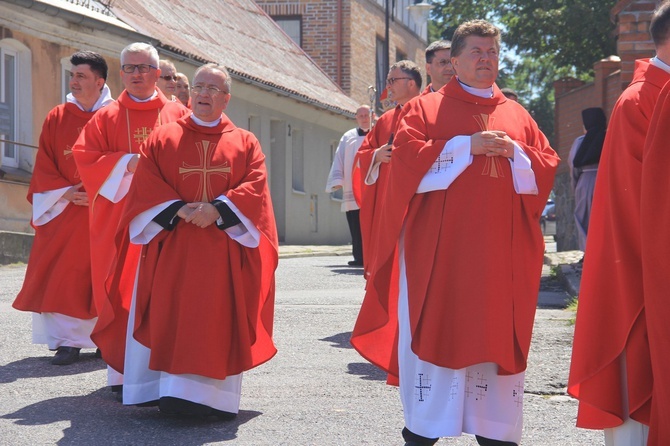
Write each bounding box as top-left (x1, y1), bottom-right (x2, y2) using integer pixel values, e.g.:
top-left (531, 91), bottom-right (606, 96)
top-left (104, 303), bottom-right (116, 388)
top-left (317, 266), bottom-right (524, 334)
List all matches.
top-left (66, 84), bottom-right (114, 112)
top-left (650, 56), bottom-right (670, 74)
top-left (190, 114), bottom-right (221, 127)
top-left (457, 78), bottom-right (494, 98)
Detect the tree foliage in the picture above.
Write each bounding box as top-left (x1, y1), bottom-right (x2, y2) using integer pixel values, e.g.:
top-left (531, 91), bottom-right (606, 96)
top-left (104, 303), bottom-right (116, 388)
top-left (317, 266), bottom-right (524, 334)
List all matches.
top-left (428, 0), bottom-right (619, 140)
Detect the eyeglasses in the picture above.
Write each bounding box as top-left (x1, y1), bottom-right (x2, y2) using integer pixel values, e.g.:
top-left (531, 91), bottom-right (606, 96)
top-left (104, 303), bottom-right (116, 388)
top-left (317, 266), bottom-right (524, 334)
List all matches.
top-left (121, 64), bottom-right (157, 74)
top-left (190, 85), bottom-right (228, 96)
top-left (160, 75), bottom-right (178, 81)
top-left (386, 77), bottom-right (412, 85)
top-left (431, 59), bottom-right (452, 68)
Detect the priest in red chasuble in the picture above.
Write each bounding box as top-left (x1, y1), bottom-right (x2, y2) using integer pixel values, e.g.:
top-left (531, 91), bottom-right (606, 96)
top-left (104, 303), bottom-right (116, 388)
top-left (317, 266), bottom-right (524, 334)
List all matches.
top-left (353, 60), bottom-right (421, 275)
top-left (569, 4), bottom-right (670, 445)
top-left (110, 63), bottom-right (278, 418)
top-left (13, 51), bottom-right (113, 366)
top-left (641, 78), bottom-right (670, 446)
top-left (351, 20), bottom-right (558, 446)
top-left (72, 43), bottom-right (188, 388)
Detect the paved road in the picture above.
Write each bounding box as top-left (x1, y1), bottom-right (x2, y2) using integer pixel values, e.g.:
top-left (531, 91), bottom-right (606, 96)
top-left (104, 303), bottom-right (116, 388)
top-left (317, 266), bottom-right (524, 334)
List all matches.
top-left (0, 256), bottom-right (603, 445)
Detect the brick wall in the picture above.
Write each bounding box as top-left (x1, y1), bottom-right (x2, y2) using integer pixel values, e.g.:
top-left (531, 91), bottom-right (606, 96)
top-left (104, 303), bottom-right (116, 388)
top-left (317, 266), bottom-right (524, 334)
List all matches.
top-left (613, 0), bottom-right (661, 87)
top-left (258, 0), bottom-right (427, 106)
top-left (551, 0), bottom-right (664, 250)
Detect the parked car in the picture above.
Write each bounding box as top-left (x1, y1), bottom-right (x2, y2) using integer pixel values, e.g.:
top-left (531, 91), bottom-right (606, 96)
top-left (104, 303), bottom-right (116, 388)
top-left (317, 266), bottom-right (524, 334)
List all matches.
top-left (541, 200), bottom-right (557, 238)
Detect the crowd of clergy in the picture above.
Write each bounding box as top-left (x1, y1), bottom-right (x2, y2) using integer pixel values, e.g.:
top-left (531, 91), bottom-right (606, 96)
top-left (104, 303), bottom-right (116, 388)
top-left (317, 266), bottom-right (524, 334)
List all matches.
top-left (12, 5), bottom-right (670, 444)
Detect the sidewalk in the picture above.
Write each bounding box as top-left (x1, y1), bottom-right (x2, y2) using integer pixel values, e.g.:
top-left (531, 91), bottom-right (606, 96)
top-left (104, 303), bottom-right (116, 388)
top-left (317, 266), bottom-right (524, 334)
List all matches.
top-left (278, 244), bottom-right (352, 259)
top-left (544, 250), bottom-right (583, 298)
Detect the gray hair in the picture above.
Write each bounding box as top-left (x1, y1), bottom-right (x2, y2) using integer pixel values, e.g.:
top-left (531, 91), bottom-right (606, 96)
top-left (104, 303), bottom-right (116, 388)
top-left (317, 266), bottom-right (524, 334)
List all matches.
top-left (120, 42), bottom-right (159, 66)
top-left (194, 63), bottom-right (232, 93)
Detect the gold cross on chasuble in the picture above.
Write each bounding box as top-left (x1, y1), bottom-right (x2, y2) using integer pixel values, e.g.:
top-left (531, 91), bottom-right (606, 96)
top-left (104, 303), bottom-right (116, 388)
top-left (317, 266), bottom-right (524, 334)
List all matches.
top-left (473, 113), bottom-right (505, 179)
top-left (133, 127), bottom-right (152, 145)
top-left (179, 140), bottom-right (231, 202)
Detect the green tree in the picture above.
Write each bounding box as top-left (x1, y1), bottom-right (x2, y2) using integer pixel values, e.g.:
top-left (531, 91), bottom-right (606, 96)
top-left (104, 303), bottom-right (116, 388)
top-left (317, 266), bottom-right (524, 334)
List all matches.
top-left (428, 0), bottom-right (618, 141)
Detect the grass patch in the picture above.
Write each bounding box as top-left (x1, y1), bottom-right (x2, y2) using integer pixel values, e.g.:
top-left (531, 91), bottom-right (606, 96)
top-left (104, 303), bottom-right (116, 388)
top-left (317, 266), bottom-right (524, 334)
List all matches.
top-left (565, 296), bottom-right (578, 325)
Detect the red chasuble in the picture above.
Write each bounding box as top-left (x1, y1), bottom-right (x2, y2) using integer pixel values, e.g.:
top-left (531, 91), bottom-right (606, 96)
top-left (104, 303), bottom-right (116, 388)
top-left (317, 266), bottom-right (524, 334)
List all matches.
top-left (352, 106), bottom-right (402, 274)
top-left (73, 89), bottom-right (188, 369)
top-left (110, 116), bottom-right (278, 378)
top-left (641, 78), bottom-right (670, 446)
top-left (351, 79), bottom-right (558, 381)
top-left (568, 60), bottom-right (670, 431)
top-left (13, 103), bottom-right (96, 318)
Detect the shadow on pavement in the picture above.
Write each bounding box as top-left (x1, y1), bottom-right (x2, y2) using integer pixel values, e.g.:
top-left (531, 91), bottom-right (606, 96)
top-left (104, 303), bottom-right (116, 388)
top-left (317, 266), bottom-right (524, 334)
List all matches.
top-left (320, 331), bottom-right (353, 349)
top-left (325, 264), bottom-right (365, 275)
top-left (0, 354), bottom-right (106, 383)
top-left (347, 362), bottom-right (387, 381)
top-left (1, 387), bottom-right (261, 445)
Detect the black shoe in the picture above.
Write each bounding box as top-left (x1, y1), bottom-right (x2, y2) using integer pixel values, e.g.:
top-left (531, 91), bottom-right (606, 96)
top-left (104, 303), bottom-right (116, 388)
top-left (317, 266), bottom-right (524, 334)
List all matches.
top-left (402, 427), bottom-right (438, 446)
top-left (51, 347), bottom-right (81, 365)
top-left (94, 348), bottom-right (102, 358)
top-left (348, 260), bottom-right (364, 267)
top-left (111, 385), bottom-right (123, 393)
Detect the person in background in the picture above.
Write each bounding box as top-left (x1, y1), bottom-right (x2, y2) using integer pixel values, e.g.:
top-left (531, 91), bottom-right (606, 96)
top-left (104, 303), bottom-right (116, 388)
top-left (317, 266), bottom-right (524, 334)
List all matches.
top-left (175, 72), bottom-right (191, 107)
top-left (157, 59), bottom-right (178, 100)
top-left (500, 87), bottom-right (519, 101)
top-left (423, 40), bottom-right (453, 94)
top-left (568, 107), bottom-right (606, 252)
top-left (13, 51), bottom-right (113, 365)
top-left (326, 105), bottom-right (371, 267)
top-left (73, 42), bottom-right (189, 392)
top-left (352, 61), bottom-right (421, 275)
top-left (569, 2), bottom-right (670, 444)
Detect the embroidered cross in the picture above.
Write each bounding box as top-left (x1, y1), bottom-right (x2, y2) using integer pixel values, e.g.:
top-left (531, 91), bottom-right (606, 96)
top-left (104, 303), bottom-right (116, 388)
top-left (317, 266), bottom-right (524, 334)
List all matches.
top-left (449, 377), bottom-right (459, 401)
top-left (475, 373), bottom-right (488, 401)
top-left (133, 127), bottom-right (152, 144)
top-left (414, 373), bottom-right (432, 402)
top-left (430, 152), bottom-right (454, 174)
top-left (513, 381), bottom-right (524, 407)
top-left (179, 140), bottom-right (231, 202)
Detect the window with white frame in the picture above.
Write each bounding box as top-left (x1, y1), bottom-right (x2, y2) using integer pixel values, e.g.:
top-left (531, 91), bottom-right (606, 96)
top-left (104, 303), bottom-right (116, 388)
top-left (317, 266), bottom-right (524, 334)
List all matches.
top-left (61, 57), bottom-right (71, 105)
top-left (1, 46), bottom-right (18, 168)
top-left (0, 39), bottom-right (32, 171)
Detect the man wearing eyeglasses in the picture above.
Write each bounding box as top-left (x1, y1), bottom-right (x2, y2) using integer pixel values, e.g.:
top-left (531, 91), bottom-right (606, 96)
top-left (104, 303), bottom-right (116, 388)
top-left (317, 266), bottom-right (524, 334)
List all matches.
top-left (352, 21), bottom-right (558, 446)
top-left (110, 63), bottom-right (278, 419)
top-left (157, 59), bottom-right (178, 100)
top-left (424, 40), bottom-right (454, 94)
top-left (13, 51), bottom-right (113, 366)
top-left (73, 42), bottom-right (189, 392)
top-left (352, 60), bottom-right (421, 275)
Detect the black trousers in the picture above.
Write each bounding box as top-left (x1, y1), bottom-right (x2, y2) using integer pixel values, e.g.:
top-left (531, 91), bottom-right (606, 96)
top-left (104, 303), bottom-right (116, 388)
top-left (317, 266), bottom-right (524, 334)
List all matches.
top-left (345, 209), bottom-right (363, 263)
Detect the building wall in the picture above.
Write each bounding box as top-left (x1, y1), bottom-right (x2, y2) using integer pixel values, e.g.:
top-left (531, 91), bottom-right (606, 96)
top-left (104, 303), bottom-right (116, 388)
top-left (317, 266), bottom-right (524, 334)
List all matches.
top-left (553, 59), bottom-right (622, 251)
top-left (225, 81), bottom-right (354, 244)
top-left (257, 0), bottom-right (428, 106)
top-left (0, 20), bottom-right (124, 233)
top-left (0, 3), bottom-right (358, 246)
top-left (614, 0), bottom-right (661, 87)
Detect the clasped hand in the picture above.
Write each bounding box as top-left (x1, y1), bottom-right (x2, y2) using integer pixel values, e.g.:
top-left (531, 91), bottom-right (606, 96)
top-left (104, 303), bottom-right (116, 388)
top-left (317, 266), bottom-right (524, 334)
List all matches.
top-left (177, 202), bottom-right (219, 228)
top-left (64, 183), bottom-right (88, 206)
top-left (471, 131), bottom-right (515, 159)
